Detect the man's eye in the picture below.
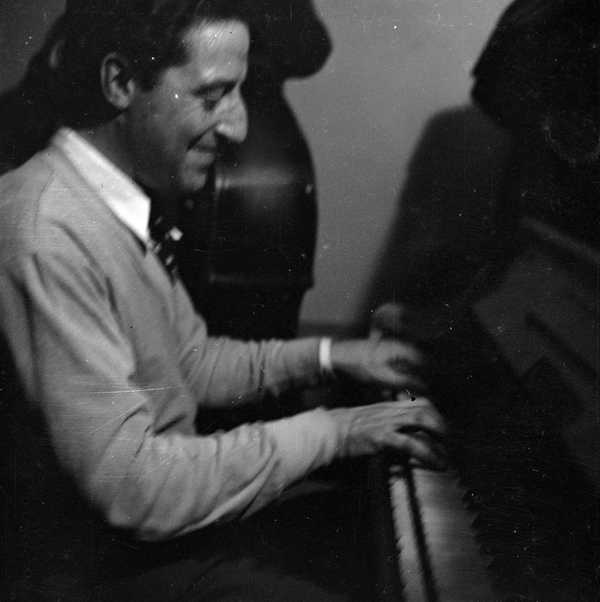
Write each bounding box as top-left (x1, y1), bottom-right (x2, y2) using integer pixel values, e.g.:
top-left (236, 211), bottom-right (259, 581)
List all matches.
top-left (201, 87), bottom-right (227, 110)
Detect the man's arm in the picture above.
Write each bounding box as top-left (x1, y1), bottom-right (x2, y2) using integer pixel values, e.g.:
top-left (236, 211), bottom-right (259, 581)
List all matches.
top-left (0, 235), bottom-right (445, 542)
top-left (173, 282), bottom-right (324, 406)
top-left (174, 282), bottom-right (426, 408)
top-left (0, 241), bottom-right (348, 540)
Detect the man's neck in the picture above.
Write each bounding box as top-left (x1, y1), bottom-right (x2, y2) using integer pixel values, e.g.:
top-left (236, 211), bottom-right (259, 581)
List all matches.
top-left (75, 123), bottom-right (180, 222)
top-left (76, 122), bottom-right (135, 183)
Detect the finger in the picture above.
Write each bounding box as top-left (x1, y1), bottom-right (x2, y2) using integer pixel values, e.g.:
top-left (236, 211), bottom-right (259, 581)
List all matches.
top-left (357, 397), bottom-right (433, 415)
top-left (385, 431), bottom-right (448, 470)
top-left (371, 303), bottom-right (407, 337)
top-left (367, 396), bottom-right (435, 411)
top-left (359, 398), bottom-right (421, 413)
top-left (394, 395), bottom-right (442, 414)
top-left (395, 389), bottom-right (415, 402)
top-left (386, 342), bottom-right (424, 366)
top-left (379, 371), bottom-right (426, 391)
top-left (409, 408), bottom-right (447, 437)
top-left (355, 402), bottom-right (447, 439)
top-left (391, 402), bottom-right (447, 436)
top-left (369, 327), bottom-right (383, 343)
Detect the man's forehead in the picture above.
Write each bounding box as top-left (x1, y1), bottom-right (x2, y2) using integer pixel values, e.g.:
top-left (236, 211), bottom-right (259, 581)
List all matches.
top-left (167, 19), bottom-right (249, 86)
top-left (182, 20), bottom-right (250, 62)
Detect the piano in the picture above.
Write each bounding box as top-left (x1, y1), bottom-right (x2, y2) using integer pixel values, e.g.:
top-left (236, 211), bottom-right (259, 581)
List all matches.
top-left (368, 456), bottom-right (497, 602)
top-left (366, 217), bottom-right (600, 601)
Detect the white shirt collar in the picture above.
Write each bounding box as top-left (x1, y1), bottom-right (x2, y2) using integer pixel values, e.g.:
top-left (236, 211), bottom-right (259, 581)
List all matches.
top-left (52, 127), bottom-right (151, 243)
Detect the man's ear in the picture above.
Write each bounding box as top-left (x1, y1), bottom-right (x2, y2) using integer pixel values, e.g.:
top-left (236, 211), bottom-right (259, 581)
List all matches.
top-left (100, 53), bottom-right (136, 110)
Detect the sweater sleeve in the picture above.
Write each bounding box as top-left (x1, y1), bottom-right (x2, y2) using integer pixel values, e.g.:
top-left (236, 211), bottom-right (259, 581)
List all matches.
top-left (172, 279), bottom-right (324, 407)
top-left (0, 241), bottom-right (341, 541)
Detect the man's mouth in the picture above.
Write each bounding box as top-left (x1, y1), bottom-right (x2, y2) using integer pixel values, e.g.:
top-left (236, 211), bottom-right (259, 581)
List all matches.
top-left (192, 143), bottom-right (216, 153)
top-left (190, 145), bottom-right (218, 164)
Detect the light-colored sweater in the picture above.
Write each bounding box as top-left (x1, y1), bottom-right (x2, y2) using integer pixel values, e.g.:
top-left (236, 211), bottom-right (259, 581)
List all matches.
top-left (0, 130), bottom-right (340, 549)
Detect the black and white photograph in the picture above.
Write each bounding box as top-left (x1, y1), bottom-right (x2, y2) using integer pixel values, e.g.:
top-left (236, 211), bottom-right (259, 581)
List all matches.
top-left (0, 1), bottom-right (598, 600)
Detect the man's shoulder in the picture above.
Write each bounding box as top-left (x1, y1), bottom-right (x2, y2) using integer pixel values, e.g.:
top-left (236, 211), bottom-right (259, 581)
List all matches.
top-left (0, 154), bottom-right (54, 255)
top-left (0, 151), bottom-right (56, 205)
top-left (0, 148), bottom-right (103, 257)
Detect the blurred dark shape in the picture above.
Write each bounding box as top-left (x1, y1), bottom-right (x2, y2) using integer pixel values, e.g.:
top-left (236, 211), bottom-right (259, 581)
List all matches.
top-left (472, 0), bottom-right (600, 164)
top-left (244, 0), bottom-right (331, 80)
top-left (359, 106), bottom-right (515, 340)
top-left (178, 1), bottom-right (331, 340)
top-left (0, 15), bottom-right (66, 173)
top-left (472, 0), bottom-right (600, 250)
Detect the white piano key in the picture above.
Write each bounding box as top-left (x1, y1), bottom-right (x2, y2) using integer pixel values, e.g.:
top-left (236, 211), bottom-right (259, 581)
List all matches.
top-left (390, 464), bottom-right (428, 601)
top-left (389, 464), bottom-right (497, 602)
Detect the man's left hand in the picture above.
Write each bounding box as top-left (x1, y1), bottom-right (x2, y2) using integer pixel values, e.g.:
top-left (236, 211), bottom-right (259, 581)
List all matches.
top-left (330, 338), bottom-right (424, 390)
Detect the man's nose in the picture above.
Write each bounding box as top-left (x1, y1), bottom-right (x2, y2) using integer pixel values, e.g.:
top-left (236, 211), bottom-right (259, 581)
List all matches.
top-left (215, 90), bottom-right (248, 144)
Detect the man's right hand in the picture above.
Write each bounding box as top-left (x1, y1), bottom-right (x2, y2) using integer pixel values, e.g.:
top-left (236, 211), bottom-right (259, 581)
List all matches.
top-left (329, 397), bottom-right (447, 469)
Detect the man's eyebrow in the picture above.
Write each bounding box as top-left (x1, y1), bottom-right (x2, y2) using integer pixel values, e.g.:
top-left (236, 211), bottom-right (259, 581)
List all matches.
top-left (192, 78), bottom-right (238, 95)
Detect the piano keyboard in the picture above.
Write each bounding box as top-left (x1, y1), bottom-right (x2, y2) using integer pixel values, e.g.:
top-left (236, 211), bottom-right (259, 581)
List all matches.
top-left (365, 290), bottom-right (598, 601)
top-left (389, 463), bottom-right (496, 602)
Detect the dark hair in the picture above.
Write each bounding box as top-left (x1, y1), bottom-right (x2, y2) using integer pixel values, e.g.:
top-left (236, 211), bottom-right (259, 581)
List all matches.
top-left (0, 0), bottom-right (250, 169)
top-left (54, 0), bottom-right (250, 128)
top-left (472, 0), bottom-right (600, 165)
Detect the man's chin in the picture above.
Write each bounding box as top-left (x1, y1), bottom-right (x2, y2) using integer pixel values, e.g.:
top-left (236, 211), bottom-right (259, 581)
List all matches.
top-left (179, 171), bottom-right (210, 198)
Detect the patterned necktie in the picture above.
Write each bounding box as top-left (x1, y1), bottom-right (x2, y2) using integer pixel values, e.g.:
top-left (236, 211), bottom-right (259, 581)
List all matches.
top-left (148, 214), bottom-right (183, 281)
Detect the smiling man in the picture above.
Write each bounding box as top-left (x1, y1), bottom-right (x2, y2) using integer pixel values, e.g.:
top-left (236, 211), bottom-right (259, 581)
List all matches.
top-left (0, 1), bottom-right (446, 600)
top-left (99, 20), bottom-right (249, 206)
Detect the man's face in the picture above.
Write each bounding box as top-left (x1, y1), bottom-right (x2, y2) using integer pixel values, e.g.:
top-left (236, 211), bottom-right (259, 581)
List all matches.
top-left (125, 20), bottom-right (249, 200)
